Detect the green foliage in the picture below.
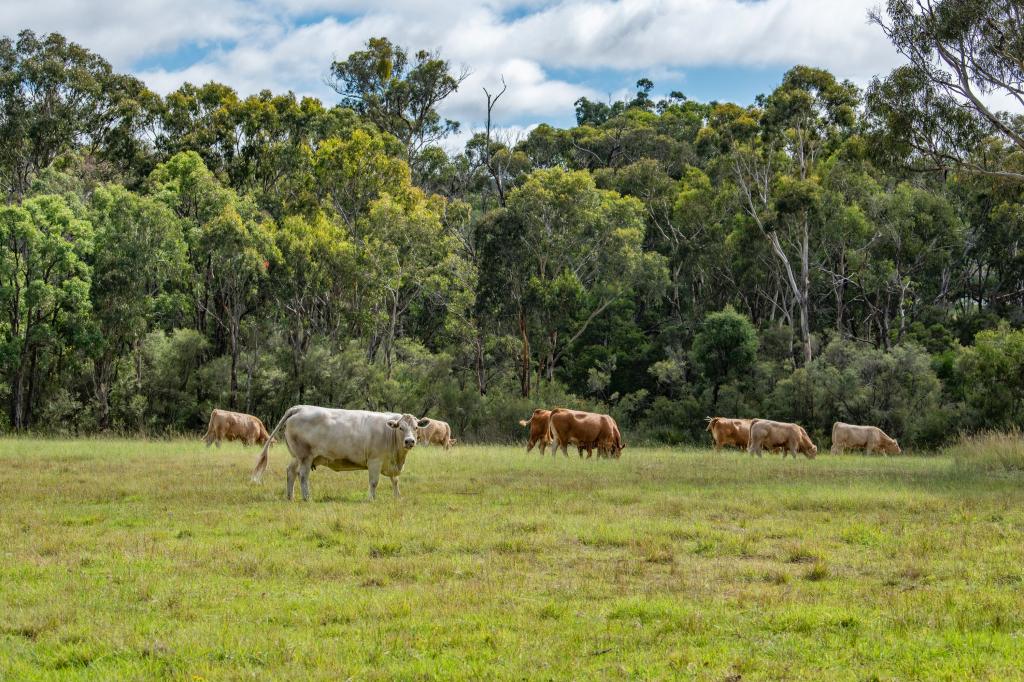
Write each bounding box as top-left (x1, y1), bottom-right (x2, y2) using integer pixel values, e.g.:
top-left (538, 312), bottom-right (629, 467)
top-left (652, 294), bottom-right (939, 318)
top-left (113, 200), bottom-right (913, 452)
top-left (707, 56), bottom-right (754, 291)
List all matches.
top-left (690, 306), bottom-right (758, 406)
top-left (957, 325), bottom-right (1024, 431)
top-left (327, 37), bottom-right (464, 159)
top-left (0, 27), bottom-right (1022, 445)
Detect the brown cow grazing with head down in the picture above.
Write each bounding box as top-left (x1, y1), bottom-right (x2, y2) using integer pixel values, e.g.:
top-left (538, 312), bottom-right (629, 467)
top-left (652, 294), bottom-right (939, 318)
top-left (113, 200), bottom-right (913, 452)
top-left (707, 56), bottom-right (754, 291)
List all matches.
top-left (594, 414), bottom-right (625, 459)
top-left (417, 418), bottom-right (456, 451)
top-left (519, 409), bottom-right (553, 455)
top-left (747, 419), bottom-right (817, 459)
top-left (831, 422), bottom-right (900, 455)
top-left (705, 417), bottom-right (754, 450)
top-left (203, 409), bottom-right (272, 447)
top-left (548, 409), bottom-right (625, 459)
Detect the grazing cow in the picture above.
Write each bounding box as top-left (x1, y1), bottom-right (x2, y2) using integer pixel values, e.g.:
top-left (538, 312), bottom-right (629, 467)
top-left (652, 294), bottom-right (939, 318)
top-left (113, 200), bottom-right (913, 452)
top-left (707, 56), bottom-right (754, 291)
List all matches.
top-left (747, 419), bottom-right (817, 459)
top-left (251, 406), bottom-right (429, 501)
top-left (593, 414), bottom-right (625, 459)
top-left (519, 409), bottom-right (553, 456)
top-left (705, 417), bottom-right (754, 450)
top-left (203, 409), bottom-right (271, 447)
top-left (831, 422), bottom-right (901, 455)
top-left (418, 418), bottom-right (455, 451)
top-left (548, 409), bottom-right (625, 459)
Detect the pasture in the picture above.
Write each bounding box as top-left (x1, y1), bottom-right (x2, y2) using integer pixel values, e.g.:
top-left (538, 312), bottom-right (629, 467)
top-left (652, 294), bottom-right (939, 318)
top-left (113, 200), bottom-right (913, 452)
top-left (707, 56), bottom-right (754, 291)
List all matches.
top-left (1, 439), bottom-right (1023, 680)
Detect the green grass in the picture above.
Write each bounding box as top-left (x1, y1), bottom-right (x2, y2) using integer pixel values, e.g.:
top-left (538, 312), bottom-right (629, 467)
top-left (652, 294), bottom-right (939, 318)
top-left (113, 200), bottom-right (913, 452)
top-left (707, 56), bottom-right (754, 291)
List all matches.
top-left (1, 439), bottom-right (1024, 680)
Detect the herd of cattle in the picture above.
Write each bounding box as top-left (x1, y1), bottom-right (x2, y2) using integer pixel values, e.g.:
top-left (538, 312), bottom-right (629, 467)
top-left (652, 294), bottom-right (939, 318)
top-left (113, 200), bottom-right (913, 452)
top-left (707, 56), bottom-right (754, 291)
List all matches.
top-left (200, 406), bottom-right (900, 500)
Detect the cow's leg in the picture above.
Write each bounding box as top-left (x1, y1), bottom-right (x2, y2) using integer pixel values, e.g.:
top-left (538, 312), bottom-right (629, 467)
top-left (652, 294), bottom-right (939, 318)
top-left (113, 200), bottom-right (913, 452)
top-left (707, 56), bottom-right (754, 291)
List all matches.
top-left (298, 460), bottom-right (313, 501)
top-left (286, 459), bottom-right (299, 500)
top-left (367, 459), bottom-right (382, 501)
top-left (390, 476), bottom-right (401, 498)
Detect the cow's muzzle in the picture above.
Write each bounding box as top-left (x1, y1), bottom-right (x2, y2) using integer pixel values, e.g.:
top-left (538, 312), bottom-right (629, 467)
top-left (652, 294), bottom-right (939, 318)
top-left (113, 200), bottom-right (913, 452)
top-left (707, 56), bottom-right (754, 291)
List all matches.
top-left (404, 437), bottom-right (416, 448)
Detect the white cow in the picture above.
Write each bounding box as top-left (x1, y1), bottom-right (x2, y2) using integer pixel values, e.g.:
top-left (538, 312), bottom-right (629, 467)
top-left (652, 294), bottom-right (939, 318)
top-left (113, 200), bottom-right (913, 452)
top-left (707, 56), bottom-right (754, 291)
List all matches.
top-left (251, 405), bottom-right (428, 501)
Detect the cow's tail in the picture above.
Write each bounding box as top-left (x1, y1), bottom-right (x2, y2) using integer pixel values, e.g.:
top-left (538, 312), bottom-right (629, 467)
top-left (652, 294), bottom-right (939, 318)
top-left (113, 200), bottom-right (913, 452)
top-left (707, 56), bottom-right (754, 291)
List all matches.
top-left (251, 406), bottom-right (302, 483)
top-left (518, 417), bottom-right (531, 427)
top-left (547, 415), bottom-right (560, 451)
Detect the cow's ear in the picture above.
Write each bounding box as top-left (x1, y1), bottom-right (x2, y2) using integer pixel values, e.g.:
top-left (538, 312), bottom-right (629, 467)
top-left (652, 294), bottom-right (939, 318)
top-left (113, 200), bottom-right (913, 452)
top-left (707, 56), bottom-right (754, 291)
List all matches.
top-left (386, 419), bottom-right (399, 429)
top-left (417, 418), bottom-right (430, 428)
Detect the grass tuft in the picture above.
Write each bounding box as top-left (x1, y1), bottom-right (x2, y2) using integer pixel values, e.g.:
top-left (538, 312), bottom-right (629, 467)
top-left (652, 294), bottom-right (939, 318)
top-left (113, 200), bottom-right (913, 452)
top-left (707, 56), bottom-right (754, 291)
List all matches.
top-left (947, 431), bottom-right (1024, 473)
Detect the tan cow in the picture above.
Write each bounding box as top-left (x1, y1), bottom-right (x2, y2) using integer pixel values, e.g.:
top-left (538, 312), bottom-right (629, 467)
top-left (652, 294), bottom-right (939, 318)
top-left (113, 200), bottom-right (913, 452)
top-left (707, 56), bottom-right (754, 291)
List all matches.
top-left (418, 418), bottom-right (455, 451)
top-left (831, 422), bottom-right (901, 455)
top-left (548, 409), bottom-right (625, 459)
top-left (203, 409), bottom-right (272, 447)
top-left (747, 419), bottom-right (817, 459)
top-left (593, 414), bottom-right (625, 459)
top-left (705, 417), bottom-right (754, 450)
top-left (519, 409), bottom-right (553, 456)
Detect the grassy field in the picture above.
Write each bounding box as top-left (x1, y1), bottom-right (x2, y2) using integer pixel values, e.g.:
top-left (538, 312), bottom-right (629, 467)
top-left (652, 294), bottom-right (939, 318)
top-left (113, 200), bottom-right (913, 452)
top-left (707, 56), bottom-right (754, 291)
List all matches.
top-left (1, 439), bottom-right (1023, 680)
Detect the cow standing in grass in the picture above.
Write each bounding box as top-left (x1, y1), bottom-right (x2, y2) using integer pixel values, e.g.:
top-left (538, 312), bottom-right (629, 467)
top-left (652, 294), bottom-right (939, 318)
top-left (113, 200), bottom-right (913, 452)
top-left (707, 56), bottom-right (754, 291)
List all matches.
top-left (705, 417), bottom-right (754, 450)
top-left (831, 422), bottom-right (901, 455)
top-left (519, 409), bottom-right (553, 456)
top-left (252, 406), bottom-right (429, 501)
top-left (548, 409), bottom-right (625, 459)
top-left (417, 418), bottom-right (455, 451)
top-left (747, 419), bottom-right (817, 459)
top-left (203, 409), bottom-right (272, 447)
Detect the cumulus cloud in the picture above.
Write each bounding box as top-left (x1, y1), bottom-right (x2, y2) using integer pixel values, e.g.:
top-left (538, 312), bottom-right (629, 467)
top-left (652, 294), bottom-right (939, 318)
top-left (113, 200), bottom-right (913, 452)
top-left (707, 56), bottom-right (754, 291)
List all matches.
top-left (2, 0), bottom-right (913, 131)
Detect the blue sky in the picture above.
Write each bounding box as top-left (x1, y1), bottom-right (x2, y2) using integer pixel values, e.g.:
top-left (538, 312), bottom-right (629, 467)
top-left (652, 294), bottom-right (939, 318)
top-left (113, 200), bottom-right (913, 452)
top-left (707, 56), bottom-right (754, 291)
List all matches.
top-left (2, 0), bottom-right (907, 140)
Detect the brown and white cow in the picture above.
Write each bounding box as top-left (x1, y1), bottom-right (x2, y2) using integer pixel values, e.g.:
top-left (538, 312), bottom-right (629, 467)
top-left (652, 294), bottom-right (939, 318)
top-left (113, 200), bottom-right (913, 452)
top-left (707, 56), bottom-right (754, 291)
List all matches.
top-left (203, 409), bottom-right (272, 447)
top-left (548, 409), bottom-right (625, 459)
top-left (747, 419), bottom-right (817, 459)
top-left (831, 422), bottom-right (901, 455)
top-left (705, 417), bottom-right (754, 450)
top-left (519, 409), bottom-right (553, 456)
top-left (417, 418), bottom-right (455, 451)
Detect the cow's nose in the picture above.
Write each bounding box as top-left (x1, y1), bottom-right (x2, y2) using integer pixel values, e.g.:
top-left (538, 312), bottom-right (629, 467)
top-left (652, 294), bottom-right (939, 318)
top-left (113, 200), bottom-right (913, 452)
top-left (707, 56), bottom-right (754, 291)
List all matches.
top-left (405, 438), bottom-right (416, 448)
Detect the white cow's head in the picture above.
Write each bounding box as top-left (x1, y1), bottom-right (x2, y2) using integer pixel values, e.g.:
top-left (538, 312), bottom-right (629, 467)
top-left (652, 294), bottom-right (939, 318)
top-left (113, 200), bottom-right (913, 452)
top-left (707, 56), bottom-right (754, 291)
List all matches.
top-left (387, 414), bottom-right (431, 450)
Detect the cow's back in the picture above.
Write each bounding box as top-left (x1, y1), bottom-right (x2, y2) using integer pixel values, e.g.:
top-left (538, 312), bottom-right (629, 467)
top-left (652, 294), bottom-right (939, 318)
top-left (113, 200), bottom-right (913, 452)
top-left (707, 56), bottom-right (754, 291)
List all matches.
top-left (550, 409), bottom-right (604, 443)
top-left (286, 407), bottom-right (397, 467)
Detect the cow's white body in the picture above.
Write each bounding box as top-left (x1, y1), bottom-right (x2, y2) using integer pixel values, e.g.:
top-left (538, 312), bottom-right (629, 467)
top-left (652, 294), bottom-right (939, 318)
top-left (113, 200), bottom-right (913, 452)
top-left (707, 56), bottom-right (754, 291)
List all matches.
top-left (251, 405), bottom-right (426, 500)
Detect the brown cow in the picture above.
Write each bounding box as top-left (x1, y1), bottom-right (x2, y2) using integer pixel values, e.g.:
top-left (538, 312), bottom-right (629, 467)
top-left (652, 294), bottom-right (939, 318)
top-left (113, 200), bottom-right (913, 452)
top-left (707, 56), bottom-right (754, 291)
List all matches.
top-left (747, 419), bottom-right (817, 459)
top-left (203, 409), bottom-right (272, 447)
top-left (593, 415), bottom-right (625, 459)
top-left (705, 417), bottom-right (754, 450)
top-left (548, 409), bottom-right (625, 459)
top-left (831, 422), bottom-right (900, 455)
top-left (417, 418), bottom-right (455, 452)
top-left (519, 409), bottom-right (553, 455)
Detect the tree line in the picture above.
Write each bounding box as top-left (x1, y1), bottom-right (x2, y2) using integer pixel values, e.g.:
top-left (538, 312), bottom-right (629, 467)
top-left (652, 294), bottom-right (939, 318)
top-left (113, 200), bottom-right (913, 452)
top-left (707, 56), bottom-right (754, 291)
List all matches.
top-left (2, 0), bottom-right (1024, 446)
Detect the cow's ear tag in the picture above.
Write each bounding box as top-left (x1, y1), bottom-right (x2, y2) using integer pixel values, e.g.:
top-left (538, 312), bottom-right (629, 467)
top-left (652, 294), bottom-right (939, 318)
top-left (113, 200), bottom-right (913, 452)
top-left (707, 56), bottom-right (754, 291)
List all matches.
top-left (386, 419), bottom-right (399, 429)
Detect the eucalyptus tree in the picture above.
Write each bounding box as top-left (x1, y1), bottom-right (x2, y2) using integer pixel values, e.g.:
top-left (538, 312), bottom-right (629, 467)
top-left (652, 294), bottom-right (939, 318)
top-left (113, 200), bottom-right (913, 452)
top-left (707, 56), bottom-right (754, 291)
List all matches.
top-left (477, 167), bottom-right (664, 395)
top-left (0, 194), bottom-right (92, 429)
top-left (0, 30), bottom-right (158, 200)
top-left (869, 0), bottom-right (1024, 180)
top-left (731, 66), bottom-right (859, 363)
top-left (327, 37), bottom-right (467, 164)
top-left (88, 185), bottom-right (188, 428)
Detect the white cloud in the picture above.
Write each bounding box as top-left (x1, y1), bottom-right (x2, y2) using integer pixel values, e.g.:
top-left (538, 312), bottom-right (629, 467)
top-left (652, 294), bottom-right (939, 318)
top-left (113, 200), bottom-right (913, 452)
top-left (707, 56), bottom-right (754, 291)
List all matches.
top-left (2, 0), bottom-right (917, 132)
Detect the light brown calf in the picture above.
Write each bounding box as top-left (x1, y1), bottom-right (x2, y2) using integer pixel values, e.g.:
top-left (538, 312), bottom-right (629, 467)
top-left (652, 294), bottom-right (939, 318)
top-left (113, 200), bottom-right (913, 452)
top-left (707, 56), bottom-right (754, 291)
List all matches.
top-left (417, 418), bottom-right (455, 451)
top-left (747, 419), bottom-right (817, 459)
top-left (203, 409), bottom-right (272, 447)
